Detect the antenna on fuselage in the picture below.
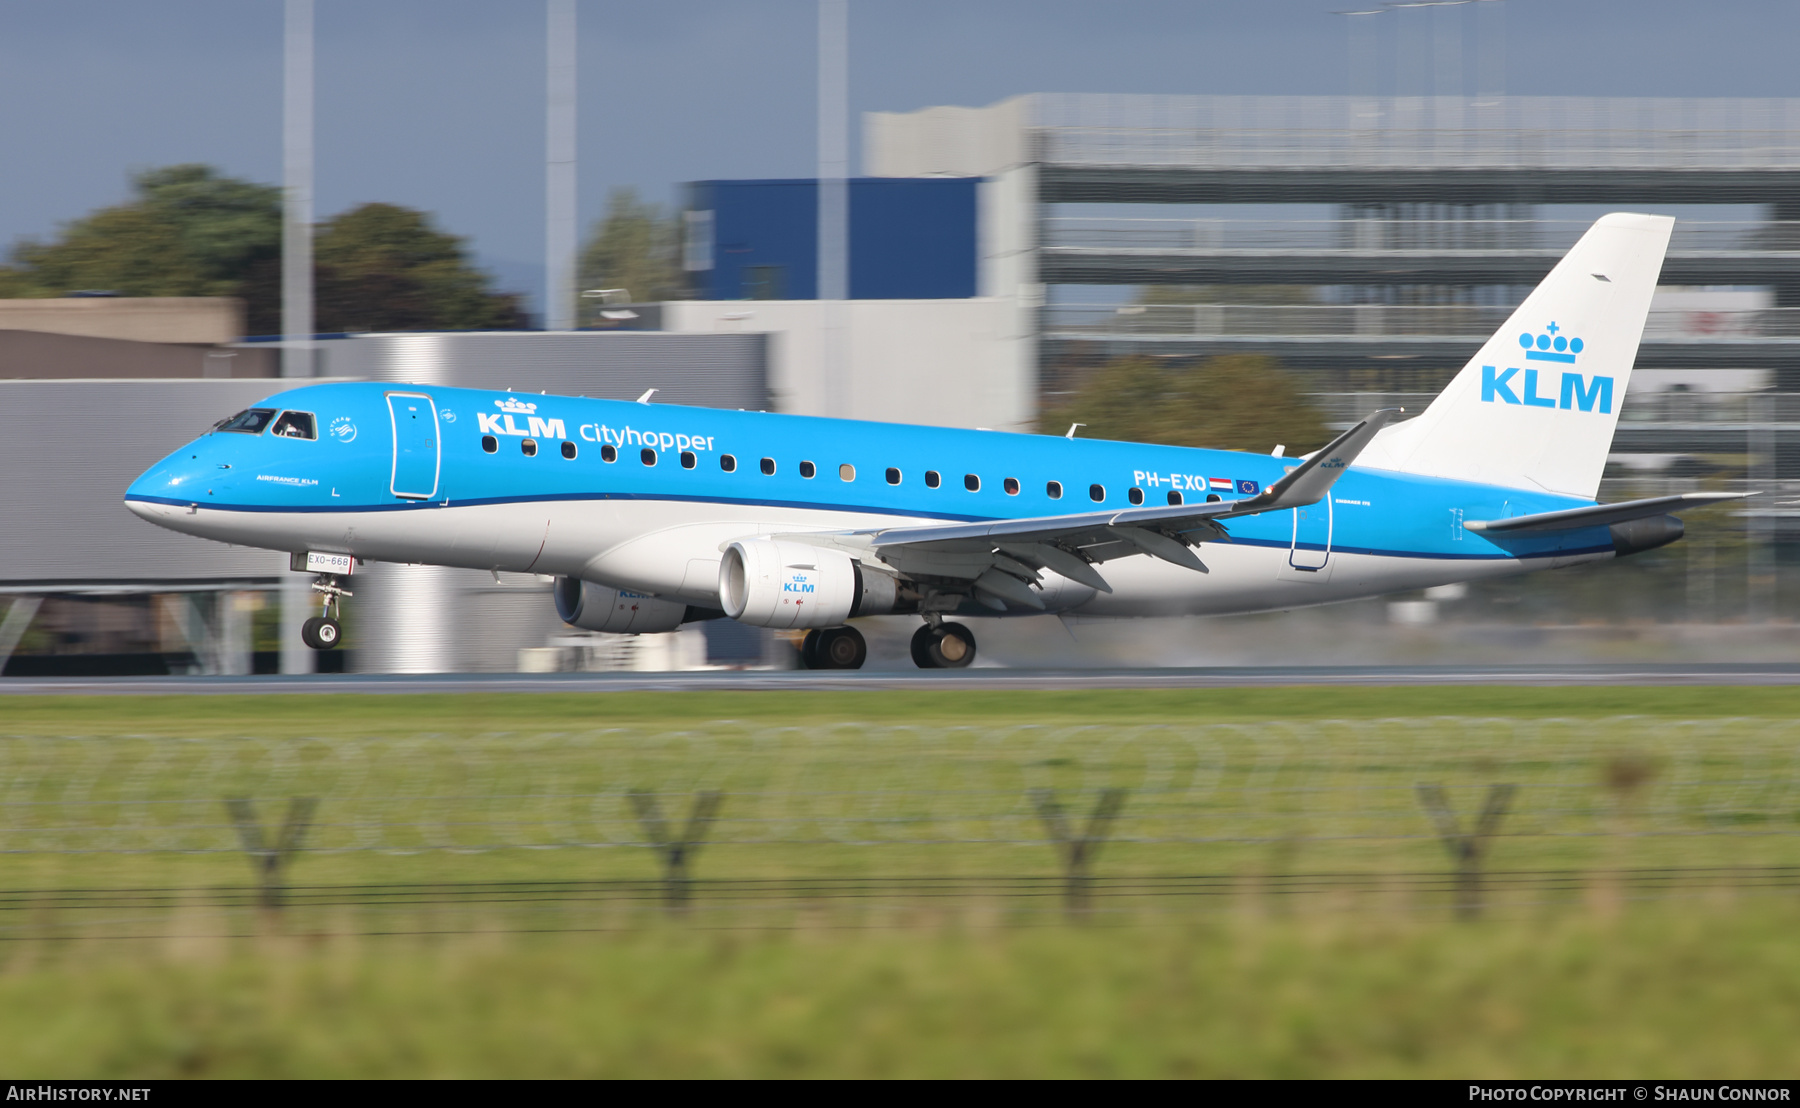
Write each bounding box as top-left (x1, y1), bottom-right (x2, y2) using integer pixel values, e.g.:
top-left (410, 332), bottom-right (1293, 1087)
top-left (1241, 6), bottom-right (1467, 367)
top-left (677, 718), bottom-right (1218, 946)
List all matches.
top-left (1065, 423), bottom-right (1085, 439)
top-left (637, 389), bottom-right (657, 404)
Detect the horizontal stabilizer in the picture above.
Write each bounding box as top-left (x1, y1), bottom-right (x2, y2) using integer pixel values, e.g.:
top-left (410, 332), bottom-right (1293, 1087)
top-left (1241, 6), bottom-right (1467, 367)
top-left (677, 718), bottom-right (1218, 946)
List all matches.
top-left (1464, 492), bottom-right (1749, 534)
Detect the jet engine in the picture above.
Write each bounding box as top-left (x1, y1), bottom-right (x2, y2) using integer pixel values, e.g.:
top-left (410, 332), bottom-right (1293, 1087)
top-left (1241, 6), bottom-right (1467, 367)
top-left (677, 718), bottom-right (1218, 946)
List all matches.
top-left (554, 576), bottom-right (692, 634)
top-left (719, 539), bottom-right (899, 628)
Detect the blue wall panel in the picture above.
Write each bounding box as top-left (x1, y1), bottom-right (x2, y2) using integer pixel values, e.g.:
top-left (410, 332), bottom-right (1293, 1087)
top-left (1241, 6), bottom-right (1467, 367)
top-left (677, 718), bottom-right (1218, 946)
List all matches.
top-left (687, 178), bottom-right (977, 300)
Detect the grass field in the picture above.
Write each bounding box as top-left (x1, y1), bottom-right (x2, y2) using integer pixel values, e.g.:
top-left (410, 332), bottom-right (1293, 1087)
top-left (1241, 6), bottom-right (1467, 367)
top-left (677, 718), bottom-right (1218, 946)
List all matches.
top-left (2, 686), bottom-right (1798, 1077)
top-left (3, 903), bottom-right (1798, 1077)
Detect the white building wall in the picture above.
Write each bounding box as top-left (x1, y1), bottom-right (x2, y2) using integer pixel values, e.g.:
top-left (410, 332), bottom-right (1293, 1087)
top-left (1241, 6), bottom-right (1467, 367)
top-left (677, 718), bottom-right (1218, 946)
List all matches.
top-left (660, 298), bottom-right (1035, 432)
top-left (979, 165), bottom-right (1040, 303)
top-left (863, 96), bottom-right (1031, 179)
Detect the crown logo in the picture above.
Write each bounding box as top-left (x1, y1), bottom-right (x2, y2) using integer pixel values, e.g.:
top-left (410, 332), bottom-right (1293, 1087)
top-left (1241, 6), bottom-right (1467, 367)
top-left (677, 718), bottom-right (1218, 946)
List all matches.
top-left (1518, 321), bottom-right (1583, 364)
top-left (494, 397), bottom-right (539, 414)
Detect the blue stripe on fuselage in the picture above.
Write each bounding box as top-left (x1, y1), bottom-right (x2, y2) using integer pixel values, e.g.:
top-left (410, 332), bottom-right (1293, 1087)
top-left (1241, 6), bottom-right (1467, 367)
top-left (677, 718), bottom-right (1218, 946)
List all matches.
top-left (124, 380), bottom-right (1608, 563)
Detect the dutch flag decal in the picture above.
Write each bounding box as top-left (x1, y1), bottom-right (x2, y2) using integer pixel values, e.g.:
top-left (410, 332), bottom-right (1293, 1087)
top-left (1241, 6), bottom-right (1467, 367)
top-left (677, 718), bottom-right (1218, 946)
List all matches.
top-left (1208, 477), bottom-right (1233, 491)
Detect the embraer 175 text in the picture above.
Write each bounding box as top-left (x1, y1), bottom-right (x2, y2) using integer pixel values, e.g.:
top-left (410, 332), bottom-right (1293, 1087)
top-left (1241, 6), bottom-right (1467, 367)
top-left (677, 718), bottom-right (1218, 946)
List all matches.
top-left (126, 213), bottom-right (1744, 669)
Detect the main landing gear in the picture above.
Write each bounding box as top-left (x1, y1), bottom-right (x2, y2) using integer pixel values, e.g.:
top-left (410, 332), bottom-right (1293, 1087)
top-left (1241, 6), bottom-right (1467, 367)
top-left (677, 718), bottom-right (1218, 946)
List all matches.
top-left (300, 574), bottom-right (351, 651)
top-left (911, 620), bottom-right (975, 669)
top-left (800, 625), bottom-right (867, 670)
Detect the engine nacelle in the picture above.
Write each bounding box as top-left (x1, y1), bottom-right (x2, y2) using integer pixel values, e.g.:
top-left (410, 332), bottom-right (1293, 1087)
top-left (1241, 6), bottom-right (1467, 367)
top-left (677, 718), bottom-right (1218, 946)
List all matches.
top-left (554, 576), bottom-right (690, 634)
top-left (719, 539), bottom-right (899, 628)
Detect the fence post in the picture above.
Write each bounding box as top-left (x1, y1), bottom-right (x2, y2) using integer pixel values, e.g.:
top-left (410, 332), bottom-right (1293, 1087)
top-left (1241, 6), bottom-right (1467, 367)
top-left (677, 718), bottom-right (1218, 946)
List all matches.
top-left (1415, 783), bottom-right (1516, 919)
top-left (223, 797), bottom-right (318, 910)
top-left (1029, 787), bottom-right (1127, 916)
top-left (628, 790), bottom-right (723, 908)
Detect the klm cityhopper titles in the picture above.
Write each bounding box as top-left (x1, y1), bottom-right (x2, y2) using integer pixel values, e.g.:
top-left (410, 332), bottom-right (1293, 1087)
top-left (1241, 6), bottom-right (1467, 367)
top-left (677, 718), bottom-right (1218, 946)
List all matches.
top-left (125, 214), bottom-right (1742, 669)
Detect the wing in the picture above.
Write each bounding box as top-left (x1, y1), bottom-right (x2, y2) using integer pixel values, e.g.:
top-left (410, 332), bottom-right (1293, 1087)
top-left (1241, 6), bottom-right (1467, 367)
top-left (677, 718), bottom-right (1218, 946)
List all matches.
top-left (772, 409), bottom-right (1400, 610)
top-left (1463, 491), bottom-right (1749, 533)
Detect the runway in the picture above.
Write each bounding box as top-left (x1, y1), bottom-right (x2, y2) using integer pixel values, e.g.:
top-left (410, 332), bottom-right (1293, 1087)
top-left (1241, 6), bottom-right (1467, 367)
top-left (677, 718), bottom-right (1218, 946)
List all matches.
top-left (6, 663), bottom-right (1800, 694)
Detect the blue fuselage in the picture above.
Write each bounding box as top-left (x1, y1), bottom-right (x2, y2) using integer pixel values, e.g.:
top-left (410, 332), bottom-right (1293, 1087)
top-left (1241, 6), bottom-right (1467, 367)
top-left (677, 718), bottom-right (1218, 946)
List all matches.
top-left (124, 381), bottom-right (1615, 622)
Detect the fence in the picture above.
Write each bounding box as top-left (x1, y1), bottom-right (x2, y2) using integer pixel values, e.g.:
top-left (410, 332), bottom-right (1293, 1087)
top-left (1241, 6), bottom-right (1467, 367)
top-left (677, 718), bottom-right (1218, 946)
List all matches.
top-left (1041, 218), bottom-right (1789, 254)
top-left (1028, 94), bottom-right (1800, 169)
top-left (2, 719), bottom-right (1797, 932)
top-left (1045, 303), bottom-right (1800, 342)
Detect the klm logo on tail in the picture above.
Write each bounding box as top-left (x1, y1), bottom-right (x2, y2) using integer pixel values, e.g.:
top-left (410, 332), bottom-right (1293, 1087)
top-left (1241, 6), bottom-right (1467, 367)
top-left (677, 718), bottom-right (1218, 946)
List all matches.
top-left (1481, 323), bottom-right (1612, 414)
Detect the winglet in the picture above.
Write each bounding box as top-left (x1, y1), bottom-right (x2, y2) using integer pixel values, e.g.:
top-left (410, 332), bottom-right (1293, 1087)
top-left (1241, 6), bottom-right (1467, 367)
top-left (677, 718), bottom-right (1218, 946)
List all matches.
top-left (1240, 408), bottom-right (1401, 513)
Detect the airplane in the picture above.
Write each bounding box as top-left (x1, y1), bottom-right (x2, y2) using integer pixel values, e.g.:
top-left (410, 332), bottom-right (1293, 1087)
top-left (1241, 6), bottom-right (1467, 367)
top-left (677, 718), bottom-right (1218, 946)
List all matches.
top-left (124, 212), bottom-right (1744, 670)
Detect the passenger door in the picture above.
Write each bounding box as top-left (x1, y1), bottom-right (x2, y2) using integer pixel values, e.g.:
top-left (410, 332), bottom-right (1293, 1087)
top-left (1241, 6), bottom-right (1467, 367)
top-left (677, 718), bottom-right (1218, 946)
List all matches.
top-left (1283, 499), bottom-right (1333, 577)
top-left (386, 392), bottom-right (441, 499)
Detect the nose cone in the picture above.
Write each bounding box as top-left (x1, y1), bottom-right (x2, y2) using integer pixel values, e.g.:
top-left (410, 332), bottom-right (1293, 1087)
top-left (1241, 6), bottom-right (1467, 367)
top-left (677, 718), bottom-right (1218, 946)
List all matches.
top-left (124, 445), bottom-right (208, 528)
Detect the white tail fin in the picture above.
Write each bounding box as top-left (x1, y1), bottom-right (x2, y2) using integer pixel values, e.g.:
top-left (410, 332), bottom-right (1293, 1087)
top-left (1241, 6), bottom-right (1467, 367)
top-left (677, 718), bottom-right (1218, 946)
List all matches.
top-left (1356, 212), bottom-right (1674, 499)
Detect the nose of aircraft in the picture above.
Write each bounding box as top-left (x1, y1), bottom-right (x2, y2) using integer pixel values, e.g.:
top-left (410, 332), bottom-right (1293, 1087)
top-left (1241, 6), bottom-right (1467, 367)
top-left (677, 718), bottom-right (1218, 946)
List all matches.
top-left (125, 442), bottom-right (216, 525)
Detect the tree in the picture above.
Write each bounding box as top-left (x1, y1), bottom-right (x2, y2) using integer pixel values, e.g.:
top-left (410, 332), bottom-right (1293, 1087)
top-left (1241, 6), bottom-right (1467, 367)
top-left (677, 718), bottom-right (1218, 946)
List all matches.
top-left (309, 204), bottom-right (526, 333)
top-left (1039, 354), bottom-right (1330, 454)
top-left (3, 164), bottom-right (525, 336)
top-left (6, 164), bottom-right (280, 301)
top-left (576, 188), bottom-right (684, 319)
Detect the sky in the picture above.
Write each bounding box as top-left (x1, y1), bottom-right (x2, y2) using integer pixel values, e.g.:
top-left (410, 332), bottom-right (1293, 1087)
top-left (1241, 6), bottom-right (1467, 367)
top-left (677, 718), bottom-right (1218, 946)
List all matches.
top-left (2, 0), bottom-right (1799, 316)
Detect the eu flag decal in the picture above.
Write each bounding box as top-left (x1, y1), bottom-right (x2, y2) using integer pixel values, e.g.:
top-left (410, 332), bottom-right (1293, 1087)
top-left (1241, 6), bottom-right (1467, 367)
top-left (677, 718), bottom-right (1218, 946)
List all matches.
top-left (1236, 479), bottom-right (1259, 496)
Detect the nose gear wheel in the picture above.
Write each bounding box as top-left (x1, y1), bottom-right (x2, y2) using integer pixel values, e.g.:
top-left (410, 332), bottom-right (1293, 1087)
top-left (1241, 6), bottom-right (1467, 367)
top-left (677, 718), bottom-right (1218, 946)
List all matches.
top-left (301, 616), bottom-right (342, 650)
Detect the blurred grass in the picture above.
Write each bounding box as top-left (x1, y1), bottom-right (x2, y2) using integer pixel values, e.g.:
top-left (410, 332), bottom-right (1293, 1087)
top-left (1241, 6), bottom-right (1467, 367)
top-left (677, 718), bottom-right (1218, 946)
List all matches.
top-left (2, 902), bottom-right (1798, 1077)
top-left (2, 690), bottom-right (1798, 891)
top-left (3, 689), bottom-right (1799, 1077)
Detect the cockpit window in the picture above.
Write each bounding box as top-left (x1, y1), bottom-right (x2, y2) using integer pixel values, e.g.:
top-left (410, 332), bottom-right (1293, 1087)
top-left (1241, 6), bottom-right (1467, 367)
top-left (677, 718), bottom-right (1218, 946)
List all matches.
top-left (216, 408), bottom-right (276, 435)
top-left (270, 411), bottom-right (317, 440)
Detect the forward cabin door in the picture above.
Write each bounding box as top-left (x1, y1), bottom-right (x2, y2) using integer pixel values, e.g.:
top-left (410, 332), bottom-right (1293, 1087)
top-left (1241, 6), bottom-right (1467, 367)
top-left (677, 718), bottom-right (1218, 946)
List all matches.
top-left (386, 392), bottom-right (441, 499)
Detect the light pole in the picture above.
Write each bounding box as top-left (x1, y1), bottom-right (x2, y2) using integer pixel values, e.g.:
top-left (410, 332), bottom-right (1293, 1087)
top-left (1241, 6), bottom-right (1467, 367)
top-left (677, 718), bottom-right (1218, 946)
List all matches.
top-left (1475, 0), bottom-right (1505, 106)
top-left (546, 0), bottom-right (577, 331)
top-left (1334, 10), bottom-right (1385, 102)
top-left (280, 0), bottom-right (316, 677)
top-left (817, 0), bottom-right (849, 418)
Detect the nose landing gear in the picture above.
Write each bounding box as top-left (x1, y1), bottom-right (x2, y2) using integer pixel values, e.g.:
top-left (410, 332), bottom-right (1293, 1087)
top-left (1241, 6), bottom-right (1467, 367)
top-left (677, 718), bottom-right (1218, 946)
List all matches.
top-left (300, 574), bottom-right (351, 651)
top-left (910, 620), bottom-right (975, 669)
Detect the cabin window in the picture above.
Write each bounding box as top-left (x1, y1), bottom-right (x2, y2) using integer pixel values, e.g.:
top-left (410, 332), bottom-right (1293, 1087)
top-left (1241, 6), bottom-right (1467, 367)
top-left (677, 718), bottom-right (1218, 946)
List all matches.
top-left (1089, 483), bottom-right (1105, 502)
top-left (925, 470), bottom-right (941, 489)
top-left (1206, 493), bottom-right (1222, 503)
top-left (721, 453), bottom-right (737, 472)
top-left (601, 444), bottom-right (617, 463)
top-left (481, 435), bottom-right (498, 454)
top-left (270, 411), bottom-right (316, 440)
top-left (641, 447), bottom-right (657, 466)
top-left (761, 457), bottom-right (776, 475)
top-left (1003, 477), bottom-right (1020, 496)
top-left (522, 438), bottom-right (538, 457)
top-left (799, 460), bottom-right (817, 479)
top-left (885, 467), bottom-right (901, 485)
top-left (1128, 487), bottom-right (1144, 506)
top-left (839, 463), bottom-right (855, 482)
top-left (1046, 480), bottom-right (1063, 500)
top-left (1168, 490), bottom-right (1184, 506)
top-left (964, 474), bottom-right (980, 492)
top-left (680, 450), bottom-right (697, 469)
top-left (216, 408), bottom-right (275, 435)
top-left (561, 440), bottom-right (578, 460)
